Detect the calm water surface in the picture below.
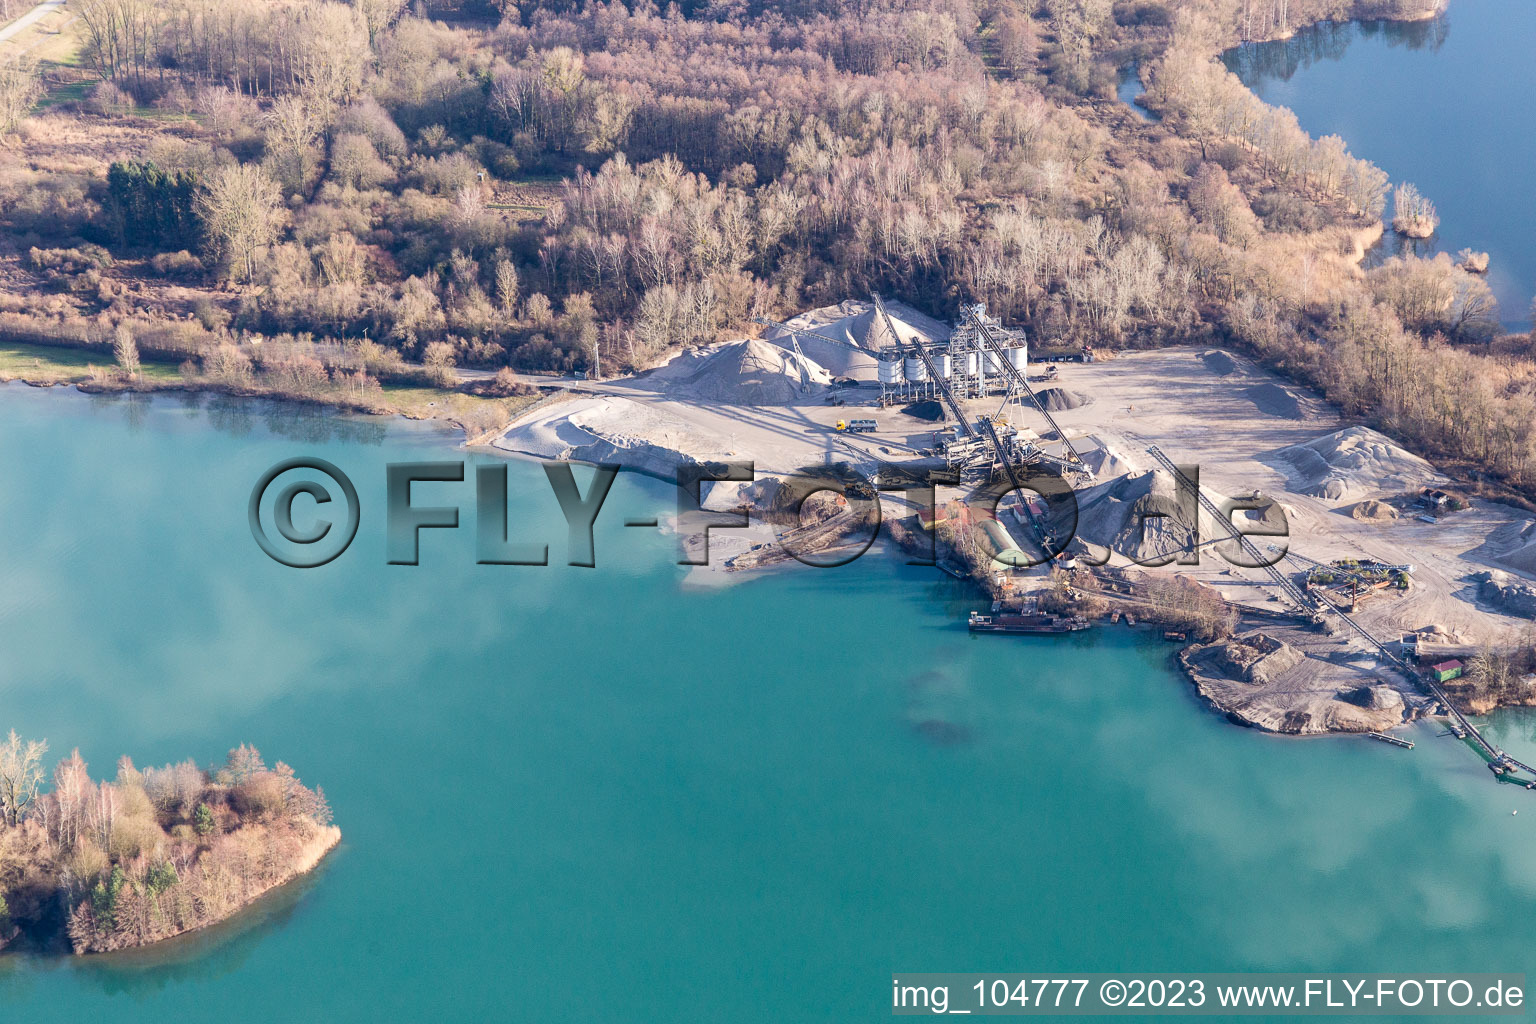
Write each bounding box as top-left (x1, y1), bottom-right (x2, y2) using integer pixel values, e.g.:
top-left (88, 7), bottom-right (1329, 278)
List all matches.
top-left (2, 386), bottom-right (1536, 1020)
top-left (1225, 0), bottom-right (1536, 324)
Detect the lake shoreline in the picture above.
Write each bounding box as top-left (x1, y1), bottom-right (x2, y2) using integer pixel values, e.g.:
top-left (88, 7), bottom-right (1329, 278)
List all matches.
top-left (0, 0), bottom-right (1464, 456)
top-left (7, 341), bottom-right (1536, 1017)
top-left (1220, 0), bottom-right (1536, 323)
top-left (0, 369), bottom-right (487, 443)
top-left (66, 826), bottom-right (344, 960)
top-left (1219, 0), bottom-right (1447, 48)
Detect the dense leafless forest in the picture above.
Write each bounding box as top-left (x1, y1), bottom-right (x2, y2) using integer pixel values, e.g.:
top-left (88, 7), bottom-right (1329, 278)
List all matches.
top-left (0, 0), bottom-right (1531, 491)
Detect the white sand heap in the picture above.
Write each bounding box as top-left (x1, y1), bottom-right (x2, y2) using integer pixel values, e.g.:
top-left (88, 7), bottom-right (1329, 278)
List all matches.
top-left (761, 300), bottom-right (951, 378)
top-left (1488, 518), bottom-right (1536, 576)
top-left (1077, 437), bottom-right (1134, 479)
top-left (1074, 469), bottom-right (1285, 564)
top-left (496, 396), bottom-right (731, 478)
top-left (1276, 426), bottom-right (1444, 504)
top-left (689, 339), bottom-right (830, 405)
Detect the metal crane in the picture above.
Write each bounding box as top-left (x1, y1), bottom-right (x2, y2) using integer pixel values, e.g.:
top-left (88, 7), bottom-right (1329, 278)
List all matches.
top-left (959, 304), bottom-right (1092, 478)
top-left (870, 293), bottom-right (912, 357)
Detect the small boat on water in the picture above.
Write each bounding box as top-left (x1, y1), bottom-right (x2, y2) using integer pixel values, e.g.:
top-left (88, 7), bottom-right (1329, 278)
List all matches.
top-left (967, 610), bottom-right (1089, 635)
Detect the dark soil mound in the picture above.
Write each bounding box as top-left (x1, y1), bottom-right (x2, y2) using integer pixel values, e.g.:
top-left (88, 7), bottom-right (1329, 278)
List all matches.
top-left (902, 399), bottom-right (946, 421)
top-left (1244, 382), bottom-right (1302, 419)
top-left (1036, 387), bottom-right (1090, 411)
top-left (1202, 350), bottom-right (1237, 375)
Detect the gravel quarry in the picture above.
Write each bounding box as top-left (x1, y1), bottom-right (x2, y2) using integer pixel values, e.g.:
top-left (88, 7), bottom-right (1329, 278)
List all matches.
top-left (490, 328), bottom-right (1536, 732)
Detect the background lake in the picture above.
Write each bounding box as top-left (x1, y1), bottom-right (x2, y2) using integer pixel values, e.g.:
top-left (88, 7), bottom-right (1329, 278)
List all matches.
top-left (1225, 0), bottom-right (1536, 326)
top-left (1, 386), bottom-right (1536, 1020)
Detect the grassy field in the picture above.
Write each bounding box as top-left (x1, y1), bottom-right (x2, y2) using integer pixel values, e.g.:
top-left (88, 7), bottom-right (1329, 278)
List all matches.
top-left (6, 7), bottom-right (91, 110)
top-left (0, 340), bottom-right (538, 437)
top-left (3, 6), bottom-right (80, 64)
top-left (381, 383), bottom-right (540, 423)
top-left (0, 342), bottom-right (182, 383)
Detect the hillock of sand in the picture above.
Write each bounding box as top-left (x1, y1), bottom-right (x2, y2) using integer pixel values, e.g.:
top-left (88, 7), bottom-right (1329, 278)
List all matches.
top-left (1201, 350), bottom-right (1237, 375)
top-left (1214, 633), bottom-right (1303, 686)
top-left (759, 299), bottom-right (950, 378)
top-left (1078, 439), bottom-right (1133, 480)
top-left (689, 339), bottom-right (830, 405)
top-left (1074, 470), bottom-right (1286, 564)
top-left (1349, 499), bottom-right (1399, 521)
top-left (1276, 426), bottom-right (1444, 504)
top-left (1487, 519), bottom-right (1536, 576)
top-left (1474, 570), bottom-right (1536, 619)
top-left (1036, 387), bottom-right (1091, 411)
top-left (1243, 382), bottom-right (1303, 419)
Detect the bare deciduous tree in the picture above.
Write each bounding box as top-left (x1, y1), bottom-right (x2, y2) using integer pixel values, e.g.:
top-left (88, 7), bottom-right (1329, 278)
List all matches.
top-left (351, 0), bottom-right (408, 47)
top-left (1391, 182), bottom-right (1439, 239)
top-left (0, 730), bottom-right (47, 827)
top-left (0, 57), bottom-right (40, 135)
top-left (493, 258), bottom-right (520, 318)
top-left (75, 0), bottom-right (158, 88)
top-left (291, 2), bottom-right (371, 109)
top-left (197, 164), bottom-right (282, 283)
top-left (113, 324), bottom-right (140, 378)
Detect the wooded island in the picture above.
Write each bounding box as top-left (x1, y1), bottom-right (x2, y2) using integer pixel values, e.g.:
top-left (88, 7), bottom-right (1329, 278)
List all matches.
top-left (0, 731), bottom-right (338, 955)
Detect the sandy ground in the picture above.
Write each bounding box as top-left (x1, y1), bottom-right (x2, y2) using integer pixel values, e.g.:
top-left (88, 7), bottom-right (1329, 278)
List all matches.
top-left (494, 357), bottom-right (941, 480)
top-left (1036, 349), bottom-right (1534, 648)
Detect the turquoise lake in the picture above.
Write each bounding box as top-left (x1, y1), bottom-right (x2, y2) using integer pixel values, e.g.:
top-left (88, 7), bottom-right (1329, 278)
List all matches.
top-left (1225, 0), bottom-right (1536, 325)
top-left (1, 385), bottom-right (1536, 1019)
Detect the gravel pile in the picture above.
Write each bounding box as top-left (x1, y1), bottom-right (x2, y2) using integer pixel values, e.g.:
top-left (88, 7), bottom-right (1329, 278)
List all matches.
top-left (1201, 350), bottom-right (1238, 375)
top-left (1243, 382), bottom-right (1303, 419)
top-left (1277, 427), bottom-right (1443, 504)
top-left (691, 340), bottom-right (830, 405)
top-left (1035, 387), bottom-right (1090, 411)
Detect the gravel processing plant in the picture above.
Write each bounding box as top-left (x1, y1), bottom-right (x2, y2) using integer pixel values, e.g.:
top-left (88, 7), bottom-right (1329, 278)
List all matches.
top-left (494, 297), bottom-right (1536, 759)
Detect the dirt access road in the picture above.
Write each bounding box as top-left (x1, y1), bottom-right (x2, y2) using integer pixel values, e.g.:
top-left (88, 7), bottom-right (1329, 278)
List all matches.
top-left (0, 0), bottom-right (65, 44)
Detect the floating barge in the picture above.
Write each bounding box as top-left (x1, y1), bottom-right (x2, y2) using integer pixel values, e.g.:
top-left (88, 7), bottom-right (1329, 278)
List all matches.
top-left (968, 611), bottom-right (1089, 635)
top-left (937, 559), bottom-right (969, 580)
